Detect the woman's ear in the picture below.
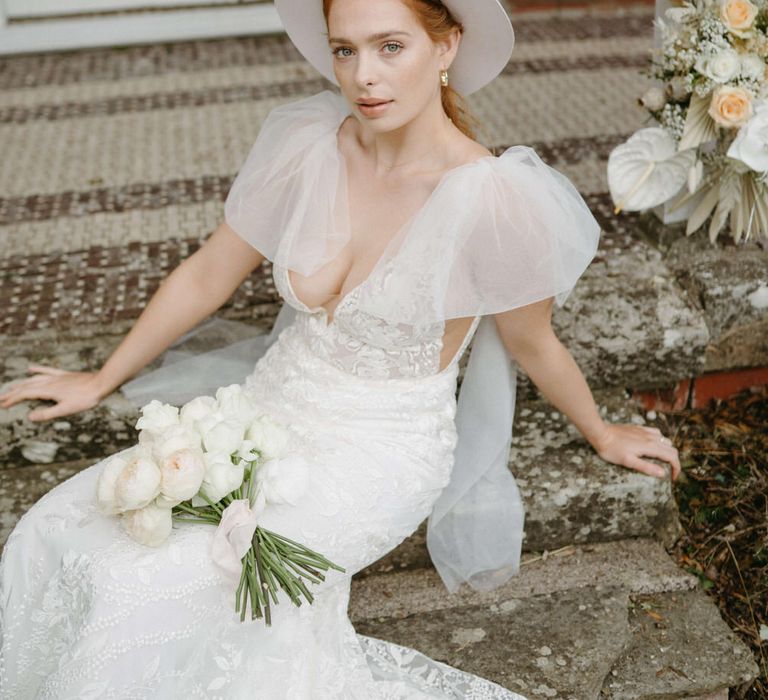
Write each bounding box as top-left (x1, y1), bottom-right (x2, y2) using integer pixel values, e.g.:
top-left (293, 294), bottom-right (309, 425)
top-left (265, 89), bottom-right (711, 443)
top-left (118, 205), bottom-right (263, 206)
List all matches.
top-left (437, 27), bottom-right (461, 70)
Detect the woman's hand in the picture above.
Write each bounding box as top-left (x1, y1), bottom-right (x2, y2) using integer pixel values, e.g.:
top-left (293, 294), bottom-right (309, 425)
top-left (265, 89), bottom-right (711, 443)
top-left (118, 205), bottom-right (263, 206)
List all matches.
top-left (590, 423), bottom-right (681, 482)
top-left (0, 364), bottom-right (106, 422)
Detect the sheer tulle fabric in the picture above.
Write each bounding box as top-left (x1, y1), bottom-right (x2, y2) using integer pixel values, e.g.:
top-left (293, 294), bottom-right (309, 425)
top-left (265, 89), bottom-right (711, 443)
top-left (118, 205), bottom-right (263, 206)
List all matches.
top-left (123, 89), bottom-right (601, 594)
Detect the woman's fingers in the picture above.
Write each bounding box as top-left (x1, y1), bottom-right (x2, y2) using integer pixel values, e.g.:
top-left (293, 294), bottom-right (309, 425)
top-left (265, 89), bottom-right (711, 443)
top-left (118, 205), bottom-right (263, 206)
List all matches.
top-left (625, 454), bottom-right (669, 479)
top-left (28, 403), bottom-right (71, 422)
top-left (639, 437), bottom-right (681, 481)
top-left (27, 364), bottom-right (66, 376)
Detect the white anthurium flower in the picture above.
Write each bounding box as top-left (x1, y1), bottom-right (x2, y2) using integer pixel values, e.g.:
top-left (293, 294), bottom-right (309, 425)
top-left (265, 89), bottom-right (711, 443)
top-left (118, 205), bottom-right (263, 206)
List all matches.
top-left (245, 415), bottom-right (291, 461)
top-left (150, 423), bottom-right (202, 464)
top-left (215, 384), bottom-right (260, 425)
top-left (158, 447), bottom-right (206, 501)
top-left (195, 451), bottom-right (245, 505)
top-left (114, 448), bottom-right (162, 512)
top-left (695, 48), bottom-right (741, 83)
top-left (121, 503), bottom-right (173, 547)
top-left (255, 454), bottom-right (310, 506)
top-left (200, 417), bottom-right (246, 456)
top-left (608, 127), bottom-right (697, 212)
top-left (739, 54), bottom-right (765, 82)
top-left (135, 400), bottom-right (180, 435)
top-left (95, 449), bottom-right (134, 515)
top-left (179, 395), bottom-right (218, 428)
top-left (727, 98), bottom-right (768, 172)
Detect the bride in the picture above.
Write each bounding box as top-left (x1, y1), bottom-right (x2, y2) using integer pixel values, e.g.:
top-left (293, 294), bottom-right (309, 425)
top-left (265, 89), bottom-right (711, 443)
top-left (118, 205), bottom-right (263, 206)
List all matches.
top-left (0, 0), bottom-right (681, 697)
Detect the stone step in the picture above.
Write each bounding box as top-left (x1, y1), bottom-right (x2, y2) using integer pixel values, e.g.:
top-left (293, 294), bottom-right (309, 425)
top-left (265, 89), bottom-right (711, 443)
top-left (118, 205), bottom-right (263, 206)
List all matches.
top-left (0, 385), bottom-right (679, 558)
top-left (349, 539), bottom-right (760, 700)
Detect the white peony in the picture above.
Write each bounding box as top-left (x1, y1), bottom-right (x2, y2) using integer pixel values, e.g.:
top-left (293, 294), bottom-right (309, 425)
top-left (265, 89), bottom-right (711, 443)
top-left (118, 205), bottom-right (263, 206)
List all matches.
top-left (114, 448), bottom-right (162, 511)
top-left (154, 492), bottom-right (184, 509)
top-left (195, 451), bottom-right (245, 505)
top-left (150, 423), bottom-right (202, 463)
top-left (740, 54), bottom-right (766, 82)
top-left (158, 447), bottom-right (206, 501)
top-left (96, 450), bottom-right (133, 515)
top-left (135, 400), bottom-right (179, 435)
top-left (727, 98), bottom-right (768, 172)
top-left (236, 439), bottom-right (261, 462)
top-left (695, 49), bottom-right (741, 83)
top-left (121, 503), bottom-right (173, 546)
top-left (215, 384), bottom-right (260, 425)
top-left (179, 395), bottom-right (217, 427)
top-left (255, 454), bottom-right (310, 506)
top-left (199, 416), bottom-right (245, 456)
top-left (246, 415), bottom-right (290, 461)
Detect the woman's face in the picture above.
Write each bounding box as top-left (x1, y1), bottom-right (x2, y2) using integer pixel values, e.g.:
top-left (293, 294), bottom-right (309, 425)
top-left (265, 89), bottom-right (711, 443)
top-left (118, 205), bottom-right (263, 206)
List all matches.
top-left (327, 0), bottom-right (458, 130)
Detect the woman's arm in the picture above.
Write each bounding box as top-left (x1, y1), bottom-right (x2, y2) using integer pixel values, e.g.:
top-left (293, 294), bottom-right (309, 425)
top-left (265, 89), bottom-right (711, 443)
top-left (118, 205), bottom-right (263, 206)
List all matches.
top-left (0, 222), bottom-right (265, 422)
top-left (493, 297), bottom-right (681, 481)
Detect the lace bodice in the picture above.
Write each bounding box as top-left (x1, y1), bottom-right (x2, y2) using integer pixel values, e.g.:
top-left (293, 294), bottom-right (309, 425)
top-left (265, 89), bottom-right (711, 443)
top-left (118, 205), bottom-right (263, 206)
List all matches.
top-left (273, 262), bottom-right (481, 380)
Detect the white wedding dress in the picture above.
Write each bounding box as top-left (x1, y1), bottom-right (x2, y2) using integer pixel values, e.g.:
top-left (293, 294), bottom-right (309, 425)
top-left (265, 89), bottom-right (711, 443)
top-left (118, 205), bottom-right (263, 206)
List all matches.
top-left (0, 89), bottom-right (601, 699)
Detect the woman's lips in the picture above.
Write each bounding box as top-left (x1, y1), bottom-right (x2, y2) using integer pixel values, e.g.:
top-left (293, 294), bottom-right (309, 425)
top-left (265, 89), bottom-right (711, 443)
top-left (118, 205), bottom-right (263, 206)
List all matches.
top-left (357, 100), bottom-right (392, 116)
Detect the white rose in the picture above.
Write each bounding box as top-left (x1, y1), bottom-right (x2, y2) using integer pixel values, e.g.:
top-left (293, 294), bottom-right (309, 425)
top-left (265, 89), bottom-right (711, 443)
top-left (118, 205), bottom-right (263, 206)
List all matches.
top-left (158, 448), bottom-right (206, 501)
top-left (740, 53), bottom-right (765, 82)
top-left (121, 503), bottom-right (173, 547)
top-left (727, 98), bottom-right (768, 171)
top-left (114, 448), bottom-right (162, 511)
top-left (96, 450), bottom-right (133, 515)
top-left (640, 86), bottom-right (666, 111)
top-left (195, 451), bottom-right (245, 505)
top-left (200, 417), bottom-right (245, 456)
top-left (246, 415), bottom-right (290, 461)
top-left (695, 49), bottom-right (741, 83)
top-left (135, 400), bottom-right (179, 435)
top-left (179, 395), bottom-right (217, 427)
top-left (255, 454), bottom-right (310, 506)
top-left (150, 423), bottom-right (202, 463)
top-left (215, 384), bottom-right (260, 425)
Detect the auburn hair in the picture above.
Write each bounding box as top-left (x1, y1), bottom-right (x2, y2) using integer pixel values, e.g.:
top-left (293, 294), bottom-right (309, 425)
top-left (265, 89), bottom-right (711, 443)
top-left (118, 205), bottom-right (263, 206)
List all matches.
top-left (321, 0), bottom-right (482, 140)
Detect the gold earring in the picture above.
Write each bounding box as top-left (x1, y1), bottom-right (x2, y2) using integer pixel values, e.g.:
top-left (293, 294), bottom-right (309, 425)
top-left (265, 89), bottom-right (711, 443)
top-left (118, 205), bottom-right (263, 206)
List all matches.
top-left (440, 69), bottom-right (448, 87)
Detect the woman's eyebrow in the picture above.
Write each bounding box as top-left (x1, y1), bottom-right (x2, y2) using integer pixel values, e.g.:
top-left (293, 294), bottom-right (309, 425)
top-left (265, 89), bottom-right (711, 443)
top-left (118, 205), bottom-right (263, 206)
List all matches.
top-left (328, 30), bottom-right (411, 44)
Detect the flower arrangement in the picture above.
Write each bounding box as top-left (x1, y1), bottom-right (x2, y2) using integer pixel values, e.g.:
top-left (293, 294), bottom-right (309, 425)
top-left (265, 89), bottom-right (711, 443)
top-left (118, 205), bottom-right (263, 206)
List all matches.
top-left (608, 0), bottom-right (768, 243)
top-left (95, 384), bottom-right (345, 625)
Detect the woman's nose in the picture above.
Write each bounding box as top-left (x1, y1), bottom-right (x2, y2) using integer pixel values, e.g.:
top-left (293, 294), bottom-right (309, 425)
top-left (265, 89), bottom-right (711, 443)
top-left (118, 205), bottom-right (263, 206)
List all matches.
top-left (353, 51), bottom-right (379, 88)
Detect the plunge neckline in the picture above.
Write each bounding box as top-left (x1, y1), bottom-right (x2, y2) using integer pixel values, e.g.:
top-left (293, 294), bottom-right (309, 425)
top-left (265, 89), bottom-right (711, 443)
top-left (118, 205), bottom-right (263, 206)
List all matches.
top-left (286, 94), bottom-right (497, 327)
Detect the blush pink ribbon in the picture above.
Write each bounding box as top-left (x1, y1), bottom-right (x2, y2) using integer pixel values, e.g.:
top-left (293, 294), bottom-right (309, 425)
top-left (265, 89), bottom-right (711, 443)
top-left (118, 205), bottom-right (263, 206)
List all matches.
top-left (211, 498), bottom-right (259, 587)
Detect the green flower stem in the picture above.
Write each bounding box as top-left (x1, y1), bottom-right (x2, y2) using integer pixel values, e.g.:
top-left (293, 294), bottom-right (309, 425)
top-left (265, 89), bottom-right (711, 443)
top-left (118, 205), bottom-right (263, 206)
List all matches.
top-left (235, 561), bottom-right (249, 615)
top-left (198, 492), bottom-right (224, 515)
top-left (250, 541), bottom-right (271, 625)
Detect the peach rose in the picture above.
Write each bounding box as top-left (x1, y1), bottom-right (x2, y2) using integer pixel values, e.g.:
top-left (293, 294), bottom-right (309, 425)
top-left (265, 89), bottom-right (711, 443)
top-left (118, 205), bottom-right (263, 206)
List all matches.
top-left (709, 86), bottom-right (754, 127)
top-left (719, 0), bottom-right (758, 36)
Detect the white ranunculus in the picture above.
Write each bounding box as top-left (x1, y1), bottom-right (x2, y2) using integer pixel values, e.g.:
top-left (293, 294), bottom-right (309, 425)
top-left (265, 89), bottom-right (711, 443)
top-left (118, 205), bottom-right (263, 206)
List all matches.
top-left (740, 54), bottom-right (765, 82)
top-left (150, 423), bottom-right (202, 463)
top-left (121, 503), bottom-right (173, 546)
top-left (114, 448), bottom-right (162, 511)
top-left (96, 450), bottom-right (133, 515)
top-left (255, 454), bottom-right (310, 506)
top-left (158, 447), bottom-right (206, 501)
top-left (695, 49), bottom-right (741, 83)
top-left (215, 384), bottom-right (260, 425)
top-left (200, 417), bottom-right (245, 456)
top-left (246, 415), bottom-right (290, 461)
top-left (135, 400), bottom-right (180, 435)
top-left (727, 98), bottom-right (768, 172)
top-left (179, 395), bottom-right (217, 427)
top-left (197, 451), bottom-right (245, 505)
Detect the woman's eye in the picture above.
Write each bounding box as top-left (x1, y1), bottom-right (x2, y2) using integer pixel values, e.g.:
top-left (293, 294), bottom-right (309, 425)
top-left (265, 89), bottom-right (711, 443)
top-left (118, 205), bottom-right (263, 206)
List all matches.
top-left (383, 42), bottom-right (402, 53)
top-left (333, 47), bottom-right (353, 58)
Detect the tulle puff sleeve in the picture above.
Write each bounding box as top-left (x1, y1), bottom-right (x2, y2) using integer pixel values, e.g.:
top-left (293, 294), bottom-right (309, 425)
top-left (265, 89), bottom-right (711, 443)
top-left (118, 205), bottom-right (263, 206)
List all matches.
top-left (356, 145), bottom-right (601, 325)
top-left (223, 91), bottom-right (351, 277)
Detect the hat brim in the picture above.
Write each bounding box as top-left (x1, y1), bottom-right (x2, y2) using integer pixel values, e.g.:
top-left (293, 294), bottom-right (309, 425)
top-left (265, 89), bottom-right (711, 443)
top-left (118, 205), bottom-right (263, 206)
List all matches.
top-left (274, 0), bottom-right (514, 96)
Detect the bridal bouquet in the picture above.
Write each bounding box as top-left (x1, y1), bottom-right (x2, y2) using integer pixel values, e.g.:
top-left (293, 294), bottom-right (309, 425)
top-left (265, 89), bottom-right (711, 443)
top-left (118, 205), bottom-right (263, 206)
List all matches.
top-left (607, 0), bottom-right (768, 243)
top-left (95, 384), bottom-right (345, 625)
